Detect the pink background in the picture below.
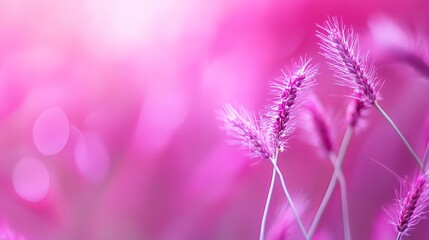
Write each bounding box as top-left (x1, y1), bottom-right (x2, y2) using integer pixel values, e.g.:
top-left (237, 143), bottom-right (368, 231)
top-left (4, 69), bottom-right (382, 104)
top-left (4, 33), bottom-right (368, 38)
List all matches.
top-left (0, 0), bottom-right (428, 239)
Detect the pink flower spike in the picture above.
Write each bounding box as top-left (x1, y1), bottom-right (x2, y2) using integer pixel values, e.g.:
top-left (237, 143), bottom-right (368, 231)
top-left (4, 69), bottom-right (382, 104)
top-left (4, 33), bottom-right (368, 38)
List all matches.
top-left (266, 57), bottom-right (318, 152)
top-left (303, 96), bottom-right (335, 156)
top-left (317, 17), bottom-right (381, 106)
top-left (391, 174), bottom-right (429, 237)
top-left (219, 104), bottom-right (274, 159)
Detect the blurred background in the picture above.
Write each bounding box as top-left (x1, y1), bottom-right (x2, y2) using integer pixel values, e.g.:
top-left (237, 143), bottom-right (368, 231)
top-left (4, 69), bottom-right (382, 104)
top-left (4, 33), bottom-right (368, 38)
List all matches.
top-left (0, 0), bottom-right (428, 239)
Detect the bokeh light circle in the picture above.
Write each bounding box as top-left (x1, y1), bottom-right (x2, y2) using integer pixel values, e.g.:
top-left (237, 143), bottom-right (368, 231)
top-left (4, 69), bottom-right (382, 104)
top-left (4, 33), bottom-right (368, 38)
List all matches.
top-left (13, 158), bottom-right (50, 203)
top-left (75, 132), bottom-right (110, 183)
top-left (33, 108), bottom-right (70, 156)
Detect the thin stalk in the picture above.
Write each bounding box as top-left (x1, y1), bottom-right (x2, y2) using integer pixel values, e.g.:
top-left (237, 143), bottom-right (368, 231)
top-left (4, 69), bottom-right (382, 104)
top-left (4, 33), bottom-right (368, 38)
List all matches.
top-left (337, 126), bottom-right (354, 167)
top-left (329, 153), bottom-right (351, 240)
top-left (307, 167), bottom-right (337, 239)
top-left (308, 126), bottom-right (354, 239)
top-left (423, 141), bottom-right (429, 170)
top-left (374, 101), bottom-right (423, 170)
top-left (259, 150), bottom-right (278, 240)
top-left (396, 232), bottom-right (402, 240)
top-left (269, 158), bottom-right (309, 240)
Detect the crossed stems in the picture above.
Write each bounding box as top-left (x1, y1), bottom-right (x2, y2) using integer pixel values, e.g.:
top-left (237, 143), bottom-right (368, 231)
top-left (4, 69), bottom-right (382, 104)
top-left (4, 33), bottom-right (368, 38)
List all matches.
top-left (260, 128), bottom-right (352, 240)
top-left (260, 148), bottom-right (309, 240)
top-left (309, 101), bottom-right (426, 240)
top-left (260, 101), bottom-right (424, 240)
top-left (259, 150), bottom-right (279, 240)
top-left (310, 101), bottom-right (426, 240)
top-left (308, 126), bottom-right (354, 240)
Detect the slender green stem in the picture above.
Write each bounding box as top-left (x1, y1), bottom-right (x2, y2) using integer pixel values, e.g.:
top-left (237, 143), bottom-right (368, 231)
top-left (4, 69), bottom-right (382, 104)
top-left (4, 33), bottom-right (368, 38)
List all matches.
top-left (269, 158), bottom-right (309, 240)
top-left (374, 101), bottom-right (423, 170)
top-left (259, 151), bottom-right (278, 240)
top-left (308, 126), bottom-right (354, 239)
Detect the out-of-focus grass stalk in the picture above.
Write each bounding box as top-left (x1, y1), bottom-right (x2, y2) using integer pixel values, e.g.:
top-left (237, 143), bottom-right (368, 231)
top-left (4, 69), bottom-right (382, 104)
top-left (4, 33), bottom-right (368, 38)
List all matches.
top-left (308, 126), bottom-right (354, 240)
top-left (424, 141), bottom-right (429, 169)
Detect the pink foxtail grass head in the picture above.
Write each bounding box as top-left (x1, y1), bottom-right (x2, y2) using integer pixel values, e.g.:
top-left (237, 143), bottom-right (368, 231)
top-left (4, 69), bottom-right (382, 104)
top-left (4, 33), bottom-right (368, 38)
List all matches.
top-left (219, 104), bottom-right (274, 159)
top-left (317, 17), bottom-right (381, 107)
top-left (219, 57), bottom-right (317, 160)
top-left (302, 95), bottom-right (335, 157)
top-left (265, 57), bottom-right (318, 152)
top-left (390, 173), bottom-right (429, 237)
